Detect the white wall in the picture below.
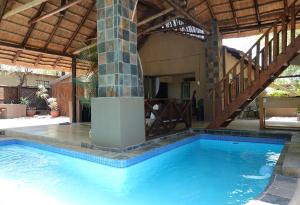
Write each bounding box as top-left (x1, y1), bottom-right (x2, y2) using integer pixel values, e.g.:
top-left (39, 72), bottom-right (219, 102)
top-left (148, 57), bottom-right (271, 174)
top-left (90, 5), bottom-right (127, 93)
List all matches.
top-left (0, 71), bottom-right (58, 87)
top-left (139, 33), bottom-right (206, 99)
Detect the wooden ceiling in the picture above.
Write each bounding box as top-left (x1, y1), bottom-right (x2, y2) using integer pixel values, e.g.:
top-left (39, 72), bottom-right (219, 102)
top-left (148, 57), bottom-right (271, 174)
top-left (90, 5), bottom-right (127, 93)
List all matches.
top-left (0, 0), bottom-right (298, 71)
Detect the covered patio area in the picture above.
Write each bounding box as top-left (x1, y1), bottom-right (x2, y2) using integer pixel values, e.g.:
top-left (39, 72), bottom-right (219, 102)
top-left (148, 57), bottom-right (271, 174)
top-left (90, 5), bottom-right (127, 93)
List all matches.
top-left (0, 0), bottom-right (300, 204)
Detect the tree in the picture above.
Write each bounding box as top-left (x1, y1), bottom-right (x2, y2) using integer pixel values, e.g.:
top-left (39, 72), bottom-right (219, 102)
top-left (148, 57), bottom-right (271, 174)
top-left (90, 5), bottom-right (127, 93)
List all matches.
top-left (9, 67), bottom-right (33, 101)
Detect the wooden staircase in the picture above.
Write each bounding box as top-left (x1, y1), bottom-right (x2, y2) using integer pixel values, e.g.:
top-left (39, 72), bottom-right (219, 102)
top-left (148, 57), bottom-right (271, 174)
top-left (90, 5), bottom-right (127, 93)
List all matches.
top-left (207, 0), bottom-right (300, 129)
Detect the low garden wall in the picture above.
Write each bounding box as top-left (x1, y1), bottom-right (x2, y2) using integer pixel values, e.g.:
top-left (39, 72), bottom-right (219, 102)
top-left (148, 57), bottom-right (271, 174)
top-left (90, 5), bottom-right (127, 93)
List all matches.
top-left (0, 86), bottom-right (50, 111)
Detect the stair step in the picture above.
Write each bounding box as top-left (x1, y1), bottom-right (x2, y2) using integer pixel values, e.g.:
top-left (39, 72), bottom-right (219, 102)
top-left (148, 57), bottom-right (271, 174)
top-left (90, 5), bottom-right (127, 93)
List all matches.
top-left (207, 4), bottom-right (300, 130)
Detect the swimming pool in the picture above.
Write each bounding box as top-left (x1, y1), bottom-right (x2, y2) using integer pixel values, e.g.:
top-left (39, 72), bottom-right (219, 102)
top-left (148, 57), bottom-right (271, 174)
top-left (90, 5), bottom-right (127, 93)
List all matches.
top-left (0, 135), bottom-right (283, 205)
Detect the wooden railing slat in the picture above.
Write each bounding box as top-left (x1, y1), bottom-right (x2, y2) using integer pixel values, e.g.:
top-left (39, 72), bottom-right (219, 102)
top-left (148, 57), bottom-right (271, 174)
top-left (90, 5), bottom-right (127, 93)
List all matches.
top-left (264, 32), bottom-right (269, 69)
top-left (247, 51), bottom-right (252, 86)
top-left (240, 58), bottom-right (245, 93)
top-left (255, 42), bottom-right (260, 79)
top-left (144, 99), bottom-right (192, 138)
top-left (273, 25), bottom-right (278, 60)
top-left (291, 3), bottom-right (296, 45)
top-left (282, 15), bottom-right (287, 53)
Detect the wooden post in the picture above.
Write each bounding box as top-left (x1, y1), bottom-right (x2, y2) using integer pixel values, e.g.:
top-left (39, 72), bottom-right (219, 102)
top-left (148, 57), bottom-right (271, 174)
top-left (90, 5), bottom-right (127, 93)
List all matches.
top-left (72, 56), bottom-right (77, 123)
top-left (222, 46), bottom-right (226, 78)
top-left (240, 58), bottom-right (244, 93)
top-left (224, 77), bottom-right (229, 109)
top-left (255, 42), bottom-right (260, 80)
top-left (247, 51), bottom-right (252, 85)
top-left (264, 31), bottom-right (269, 69)
top-left (268, 41), bottom-right (272, 64)
top-left (291, 3), bottom-right (296, 46)
top-left (273, 25), bottom-right (278, 60)
top-left (258, 97), bottom-right (265, 129)
top-left (282, 15), bottom-right (287, 53)
top-left (232, 66), bottom-right (237, 100)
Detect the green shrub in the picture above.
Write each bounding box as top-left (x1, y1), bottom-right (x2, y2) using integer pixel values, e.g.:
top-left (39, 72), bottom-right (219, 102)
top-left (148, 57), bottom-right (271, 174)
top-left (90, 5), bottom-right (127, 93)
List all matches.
top-left (19, 97), bottom-right (29, 106)
top-left (269, 90), bottom-right (289, 97)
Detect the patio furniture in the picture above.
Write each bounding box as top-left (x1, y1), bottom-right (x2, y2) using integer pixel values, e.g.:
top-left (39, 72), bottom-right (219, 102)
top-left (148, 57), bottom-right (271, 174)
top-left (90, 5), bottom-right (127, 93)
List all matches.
top-left (243, 106), bottom-right (259, 119)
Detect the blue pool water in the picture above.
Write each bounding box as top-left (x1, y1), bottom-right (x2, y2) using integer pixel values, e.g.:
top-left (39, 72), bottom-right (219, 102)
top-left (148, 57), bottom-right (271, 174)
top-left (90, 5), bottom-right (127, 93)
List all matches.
top-left (0, 137), bottom-right (283, 205)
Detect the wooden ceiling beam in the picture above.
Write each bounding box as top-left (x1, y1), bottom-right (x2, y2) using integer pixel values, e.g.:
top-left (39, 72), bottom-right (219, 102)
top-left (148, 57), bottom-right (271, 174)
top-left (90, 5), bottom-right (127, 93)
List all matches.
top-left (60, 0), bottom-right (67, 16)
top-left (228, 0), bottom-right (238, 25)
top-left (13, 50), bottom-right (22, 64)
top-left (72, 42), bottom-right (97, 55)
top-left (220, 16), bottom-right (300, 34)
top-left (85, 29), bottom-right (97, 42)
top-left (70, 28), bottom-right (97, 55)
top-left (29, 0), bottom-right (83, 24)
top-left (53, 57), bottom-right (61, 68)
top-left (253, 0), bottom-right (261, 25)
top-left (22, 2), bottom-right (47, 47)
top-left (0, 0), bottom-right (9, 23)
top-left (187, 0), bottom-right (206, 12)
top-left (138, 16), bottom-right (180, 37)
top-left (165, 0), bottom-right (210, 34)
top-left (138, 7), bottom-right (174, 27)
top-left (63, 1), bottom-right (95, 54)
top-left (35, 54), bottom-right (42, 67)
top-left (138, 0), bottom-right (161, 12)
top-left (213, 0), bottom-right (284, 15)
top-left (283, 0), bottom-right (288, 12)
top-left (2, 0), bottom-right (48, 20)
top-left (0, 40), bottom-right (72, 58)
top-left (43, 15), bottom-right (64, 51)
top-left (72, 16), bottom-right (183, 55)
top-left (219, 6), bottom-right (299, 25)
top-left (206, 0), bottom-right (216, 20)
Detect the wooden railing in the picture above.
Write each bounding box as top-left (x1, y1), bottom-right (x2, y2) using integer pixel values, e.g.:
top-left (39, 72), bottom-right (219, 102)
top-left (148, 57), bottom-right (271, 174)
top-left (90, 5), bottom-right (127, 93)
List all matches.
top-left (145, 99), bottom-right (192, 139)
top-left (210, 0), bottom-right (300, 126)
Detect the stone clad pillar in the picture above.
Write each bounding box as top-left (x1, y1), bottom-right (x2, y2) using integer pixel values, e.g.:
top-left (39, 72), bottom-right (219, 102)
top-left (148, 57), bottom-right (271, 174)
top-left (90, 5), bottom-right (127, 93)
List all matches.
top-left (97, 0), bottom-right (140, 97)
top-left (204, 20), bottom-right (223, 122)
top-left (91, 0), bottom-right (145, 148)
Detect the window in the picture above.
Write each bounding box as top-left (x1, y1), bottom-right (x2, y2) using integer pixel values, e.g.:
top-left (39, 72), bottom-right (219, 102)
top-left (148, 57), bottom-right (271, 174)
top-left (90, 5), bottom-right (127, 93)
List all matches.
top-left (36, 80), bottom-right (50, 87)
top-left (181, 82), bottom-right (190, 99)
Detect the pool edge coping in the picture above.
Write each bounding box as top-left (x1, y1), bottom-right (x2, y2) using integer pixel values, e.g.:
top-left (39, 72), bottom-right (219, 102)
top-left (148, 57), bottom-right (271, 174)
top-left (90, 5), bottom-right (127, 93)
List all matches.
top-left (0, 131), bottom-right (288, 168)
top-left (0, 128), bottom-right (297, 205)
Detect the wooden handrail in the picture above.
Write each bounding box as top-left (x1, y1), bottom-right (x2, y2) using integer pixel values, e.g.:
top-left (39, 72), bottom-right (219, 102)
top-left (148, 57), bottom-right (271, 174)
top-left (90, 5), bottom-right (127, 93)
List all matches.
top-left (208, 0), bottom-right (300, 126)
top-left (211, 0), bottom-right (300, 92)
top-left (145, 99), bottom-right (192, 138)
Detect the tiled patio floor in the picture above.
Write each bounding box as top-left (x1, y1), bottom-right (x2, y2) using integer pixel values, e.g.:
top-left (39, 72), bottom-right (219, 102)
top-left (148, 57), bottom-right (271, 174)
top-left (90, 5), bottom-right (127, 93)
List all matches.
top-left (4, 123), bottom-right (91, 147)
top-left (0, 115), bottom-right (70, 129)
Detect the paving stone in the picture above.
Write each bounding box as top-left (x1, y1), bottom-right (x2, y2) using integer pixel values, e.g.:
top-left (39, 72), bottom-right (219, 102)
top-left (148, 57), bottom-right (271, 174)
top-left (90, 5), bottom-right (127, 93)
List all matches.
top-left (261, 194), bottom-right (290, 205)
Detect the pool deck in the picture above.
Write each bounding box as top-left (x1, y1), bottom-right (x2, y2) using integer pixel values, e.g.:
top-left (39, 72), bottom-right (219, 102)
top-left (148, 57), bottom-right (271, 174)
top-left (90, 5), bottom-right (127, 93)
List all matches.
top-left (1, 121), bottom-right (300, 205)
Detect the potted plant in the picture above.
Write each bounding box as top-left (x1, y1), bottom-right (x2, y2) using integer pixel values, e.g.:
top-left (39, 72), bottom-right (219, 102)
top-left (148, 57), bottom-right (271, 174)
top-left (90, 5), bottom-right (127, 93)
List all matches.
top-left (297, 108), bottom-right (300, 121)
top-left (47, 97), bottom-right (59, 117)
top-left (20, 97), bottom-right (36, 117)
